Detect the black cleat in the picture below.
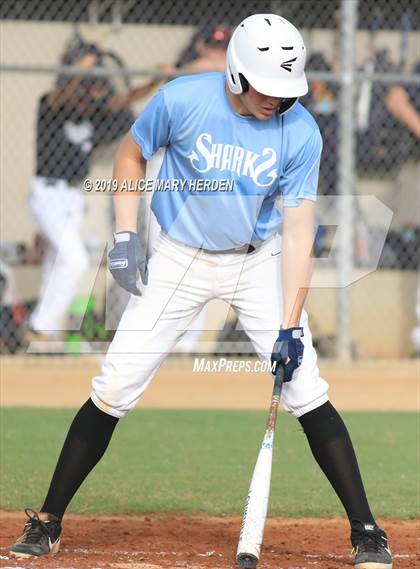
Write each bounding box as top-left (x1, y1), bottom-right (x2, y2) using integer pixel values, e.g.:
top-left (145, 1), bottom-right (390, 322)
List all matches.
top-left (351, 521), bottom-right (393, 569)
top-left (10, 509), bottom-right (62, 558)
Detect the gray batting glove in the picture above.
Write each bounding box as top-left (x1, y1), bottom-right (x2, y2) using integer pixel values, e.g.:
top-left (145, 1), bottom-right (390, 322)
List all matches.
top-left (108, 231), bottom-right (148, 296)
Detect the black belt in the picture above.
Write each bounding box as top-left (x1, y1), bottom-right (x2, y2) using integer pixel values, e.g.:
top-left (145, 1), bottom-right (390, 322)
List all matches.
top-left (200, 243), bottom-right (257, 255)
top-left (162, 232), bottom-right (262, 255)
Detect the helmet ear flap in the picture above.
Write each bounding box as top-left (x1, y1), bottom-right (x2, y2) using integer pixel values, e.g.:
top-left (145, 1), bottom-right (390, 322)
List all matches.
top-left (239, 73), bottom-right (249, 93)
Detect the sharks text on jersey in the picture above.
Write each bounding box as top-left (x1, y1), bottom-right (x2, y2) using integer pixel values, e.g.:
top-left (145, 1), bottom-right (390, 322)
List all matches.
top-left (187, 132), bottom-right (278, 187)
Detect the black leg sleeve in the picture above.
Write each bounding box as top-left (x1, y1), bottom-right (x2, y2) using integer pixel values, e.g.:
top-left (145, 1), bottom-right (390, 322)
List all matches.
top-left (298, 401), bottom-right (375, 525)
top-left (41, 399), bottom-right (119, 520)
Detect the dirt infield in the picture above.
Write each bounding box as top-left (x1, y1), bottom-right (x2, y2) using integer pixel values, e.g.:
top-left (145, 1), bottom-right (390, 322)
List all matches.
top-left (0, 513), bottom-right (418, 569)
top-left (1, 356), bottom-right (419, 410)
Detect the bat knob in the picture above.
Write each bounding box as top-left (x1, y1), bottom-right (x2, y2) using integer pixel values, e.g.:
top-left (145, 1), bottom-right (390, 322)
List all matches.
top-left (237, 553), bottom-right (258, 568)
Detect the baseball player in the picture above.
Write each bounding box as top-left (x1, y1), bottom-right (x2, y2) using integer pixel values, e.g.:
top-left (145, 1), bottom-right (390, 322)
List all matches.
top-left (131, 25), bottom-right (234, 352)
top-left (11, 15), bottom-right (392, 569)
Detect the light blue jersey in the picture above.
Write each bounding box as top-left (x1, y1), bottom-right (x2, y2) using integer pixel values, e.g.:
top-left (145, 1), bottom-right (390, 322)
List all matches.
top-left (131, 72), bottom-right (322, 251)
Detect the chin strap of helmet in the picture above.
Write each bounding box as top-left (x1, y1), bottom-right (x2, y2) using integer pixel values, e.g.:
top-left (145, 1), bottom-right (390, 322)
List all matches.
top-left (277, 97), bottom-right (298, 116)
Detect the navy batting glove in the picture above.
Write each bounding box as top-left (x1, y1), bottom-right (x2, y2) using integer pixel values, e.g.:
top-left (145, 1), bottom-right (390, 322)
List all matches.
top-left (271, 327), bottom-right (304, 382)
top-left (108, 231), bottom-right (148, 296)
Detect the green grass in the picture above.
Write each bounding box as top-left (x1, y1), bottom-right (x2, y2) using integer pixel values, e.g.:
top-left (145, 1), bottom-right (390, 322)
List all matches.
top-left (0, 408), bottom-right (418, 518)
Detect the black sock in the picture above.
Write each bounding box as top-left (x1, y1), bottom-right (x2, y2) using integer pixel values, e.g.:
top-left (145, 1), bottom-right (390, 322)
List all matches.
top-left (41, 399), bottom-right (119, 519)
top-left (298, 401), bottom-right (375, 526)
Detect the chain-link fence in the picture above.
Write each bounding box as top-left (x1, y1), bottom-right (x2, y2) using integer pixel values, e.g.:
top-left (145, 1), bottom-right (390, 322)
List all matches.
top-left (1, 0), bottom-right (419, 358)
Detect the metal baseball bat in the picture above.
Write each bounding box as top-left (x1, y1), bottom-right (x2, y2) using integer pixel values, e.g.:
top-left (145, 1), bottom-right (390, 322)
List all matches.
top-left (236, 363), bottom-right (285, 568)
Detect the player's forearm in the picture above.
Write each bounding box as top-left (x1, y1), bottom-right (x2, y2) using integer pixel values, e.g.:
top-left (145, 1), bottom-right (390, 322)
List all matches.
top-left (113, 194), bottom-right (140, 233)
top-left (281, 201), bottom-right (315, 328)
top-left (47, 76), bottom-right (83, 108)
top-left (112, 132), bottom-right (146, 233)
top-left (106, 78), bottom-right (162, 112)
top-left (281, 236), bottom-right (313, 327)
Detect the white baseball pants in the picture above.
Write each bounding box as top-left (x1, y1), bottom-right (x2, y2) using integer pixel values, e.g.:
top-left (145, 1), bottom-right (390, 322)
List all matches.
top-left (143, 191), bottom-right (208, 353)
top-left (91, 232), bottom-right (329, 418)
top-left (28, 177), bottom-right (89, 334)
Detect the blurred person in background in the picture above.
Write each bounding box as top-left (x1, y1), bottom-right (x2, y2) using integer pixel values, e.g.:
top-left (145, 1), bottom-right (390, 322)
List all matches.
top-left (304, 53), bottom-right (338, 196)
top-left (27, 41), bottom-right (160, 344)
top-left (407, 62), bottom-right (420, 357)
top-left (158, 23), bottom-right (232, 77)
top-left (405, 61), bottom-right (420, 152)
top-left (403, 61), bottom-right (420, 358)
top-left (357, 49), bottom-right (419, 356)
top-left (356, 48), bottom-right (420, 173)
top-left (301, 53), bottom-right (339, 264)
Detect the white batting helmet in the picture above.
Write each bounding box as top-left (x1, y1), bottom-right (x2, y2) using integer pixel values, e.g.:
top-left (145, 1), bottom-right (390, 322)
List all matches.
top-left (226, 14), bottom-right (308, 112)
